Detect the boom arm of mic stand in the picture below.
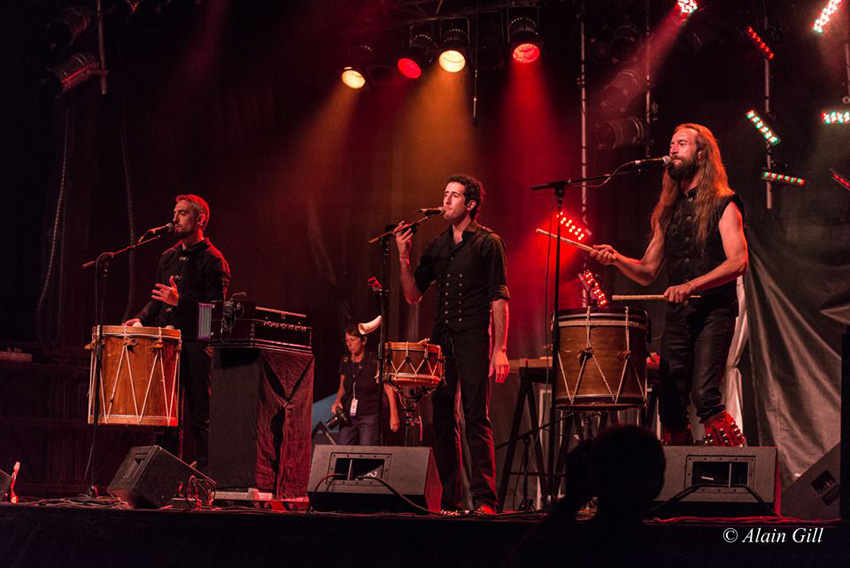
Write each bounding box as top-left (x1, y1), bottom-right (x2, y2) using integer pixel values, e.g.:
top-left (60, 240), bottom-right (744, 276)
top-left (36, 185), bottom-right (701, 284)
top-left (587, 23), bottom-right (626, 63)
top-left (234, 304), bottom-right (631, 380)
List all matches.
top-left (531, 169), bottom-right (639, 191)
top-left (82, 233), bottom-right (166, 269)
top-left (367, 215), bottom-right (434, 245)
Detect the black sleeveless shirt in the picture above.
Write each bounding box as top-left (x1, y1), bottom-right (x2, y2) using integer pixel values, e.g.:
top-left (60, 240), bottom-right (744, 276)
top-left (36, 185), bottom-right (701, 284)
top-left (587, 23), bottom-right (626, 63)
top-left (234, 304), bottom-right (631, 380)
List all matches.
top-left (663, 189), bottom-right (744, 307)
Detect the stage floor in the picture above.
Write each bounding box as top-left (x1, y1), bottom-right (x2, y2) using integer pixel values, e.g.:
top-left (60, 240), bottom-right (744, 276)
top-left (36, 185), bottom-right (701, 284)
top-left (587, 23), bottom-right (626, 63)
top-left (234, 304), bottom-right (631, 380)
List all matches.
top-left (0, 501), bottom-right (846, 568)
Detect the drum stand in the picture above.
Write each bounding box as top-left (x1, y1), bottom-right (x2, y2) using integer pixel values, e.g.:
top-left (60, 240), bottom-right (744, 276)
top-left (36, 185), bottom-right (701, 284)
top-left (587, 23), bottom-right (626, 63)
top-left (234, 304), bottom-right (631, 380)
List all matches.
top-left (394, 386), bottom-right (436, 447)
top-left (81, 232), bottom-right (168, 494)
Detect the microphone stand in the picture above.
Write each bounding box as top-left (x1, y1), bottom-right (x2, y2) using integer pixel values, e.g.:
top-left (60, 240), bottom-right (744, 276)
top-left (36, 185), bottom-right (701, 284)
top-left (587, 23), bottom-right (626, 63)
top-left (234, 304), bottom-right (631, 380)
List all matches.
top-left (81, 232), bottom-right (167, 495)
top-left (531, 166), bottom-right (647, 504)
top-left (368, 215), bottom-right (435, 446)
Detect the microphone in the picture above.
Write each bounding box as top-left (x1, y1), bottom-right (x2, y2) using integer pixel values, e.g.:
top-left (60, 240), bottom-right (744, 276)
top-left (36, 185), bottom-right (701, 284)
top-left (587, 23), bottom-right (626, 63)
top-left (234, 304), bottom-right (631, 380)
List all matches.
top-left (629, 155), bottom-right (671, 167)
top-left (145, 222), bottom-right (174, 236)
top-left (418, 207), bottom-right (444, 216)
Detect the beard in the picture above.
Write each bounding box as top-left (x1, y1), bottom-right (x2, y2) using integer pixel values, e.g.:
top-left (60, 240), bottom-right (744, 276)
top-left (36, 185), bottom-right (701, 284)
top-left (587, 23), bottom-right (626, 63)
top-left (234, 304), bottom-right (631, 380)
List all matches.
top-left (667, 156), bottom-right (698, 180)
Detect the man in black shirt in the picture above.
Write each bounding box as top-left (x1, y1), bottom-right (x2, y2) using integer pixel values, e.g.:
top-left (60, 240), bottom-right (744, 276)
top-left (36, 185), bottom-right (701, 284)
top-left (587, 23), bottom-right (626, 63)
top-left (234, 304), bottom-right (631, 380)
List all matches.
top-left (395, 175), bottom-right (510, 514)
top-left (590, 124), bottom-right (748, 446)
top-left (125, 194), bottom-right (231, 471)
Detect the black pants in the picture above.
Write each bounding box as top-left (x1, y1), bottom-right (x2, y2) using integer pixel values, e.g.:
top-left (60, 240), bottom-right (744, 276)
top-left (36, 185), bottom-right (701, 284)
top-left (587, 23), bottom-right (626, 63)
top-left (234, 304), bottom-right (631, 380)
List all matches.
top-left (659, 301), bottom-right (737, 429)
top-left (339, 414), bottom-right (381, 446)
top-left (432, 327), bottom-right (498, 510)
top-left (157, 341), bottom-right (212, 472)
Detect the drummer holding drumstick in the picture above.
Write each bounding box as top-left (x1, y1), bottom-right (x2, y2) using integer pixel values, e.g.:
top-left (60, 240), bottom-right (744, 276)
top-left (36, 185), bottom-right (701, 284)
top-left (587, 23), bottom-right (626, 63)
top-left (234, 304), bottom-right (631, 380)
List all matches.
top-left (395, 174), bottom-right (510, 515)
top-left (124, 194), bottom-right (231, 472)
top-left (589, 124), bottom-right (748, 447)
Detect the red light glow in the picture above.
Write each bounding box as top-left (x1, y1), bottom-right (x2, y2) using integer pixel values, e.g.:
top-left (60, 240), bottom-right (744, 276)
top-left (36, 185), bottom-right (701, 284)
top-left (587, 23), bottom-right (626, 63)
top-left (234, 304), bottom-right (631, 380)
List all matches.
top-left (397, 58), bottom-right (422, 79)
top-left (512, 43), bottom-right (541, 64)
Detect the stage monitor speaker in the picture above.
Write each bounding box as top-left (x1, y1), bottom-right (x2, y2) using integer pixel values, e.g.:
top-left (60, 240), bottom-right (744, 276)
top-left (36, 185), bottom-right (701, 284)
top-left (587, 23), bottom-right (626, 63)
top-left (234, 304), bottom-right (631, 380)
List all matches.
top-left (108, 445), bottom-right (213, 509)
top-left (308, 445), bottom-right (441, 513)
top-left (653, 446), bottom-right (779, 517)
top-left (781, 443), bottom-right (840, 520)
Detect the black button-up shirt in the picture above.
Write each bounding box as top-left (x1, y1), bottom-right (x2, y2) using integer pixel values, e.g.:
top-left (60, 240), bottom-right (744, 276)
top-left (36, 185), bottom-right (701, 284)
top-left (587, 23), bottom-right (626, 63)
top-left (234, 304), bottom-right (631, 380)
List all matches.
top-left (664, 189), bottom-right (744, 305)
top-left (136, 238), bottom-right (231, 340)
top-left (414, 221), bottom-right (510, 335)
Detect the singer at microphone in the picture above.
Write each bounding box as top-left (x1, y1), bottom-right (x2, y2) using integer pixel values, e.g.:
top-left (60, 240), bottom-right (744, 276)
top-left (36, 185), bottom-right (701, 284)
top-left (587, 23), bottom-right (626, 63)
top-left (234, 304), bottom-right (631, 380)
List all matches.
top-left (122, 194), bottom-right (231, 473)
top-left (394, 174), bottom-right (510, 513)
top-left (588, 123), bottom-right (748, 448)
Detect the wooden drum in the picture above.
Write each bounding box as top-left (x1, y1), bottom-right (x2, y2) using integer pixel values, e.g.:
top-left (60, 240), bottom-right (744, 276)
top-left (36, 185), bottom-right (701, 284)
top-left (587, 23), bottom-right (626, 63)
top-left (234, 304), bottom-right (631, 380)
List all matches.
top-left (384, 342), bottom-right (443, 388)
top-left (555, 307), bottom-right (648, 410)
top-left (88, 326), bottom-right (181, 426)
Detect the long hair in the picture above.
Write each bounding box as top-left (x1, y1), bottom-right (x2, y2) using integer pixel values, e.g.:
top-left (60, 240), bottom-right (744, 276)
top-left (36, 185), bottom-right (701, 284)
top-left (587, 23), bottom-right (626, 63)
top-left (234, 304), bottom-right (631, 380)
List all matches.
top-left (650, 123), bottom-right (733, 244)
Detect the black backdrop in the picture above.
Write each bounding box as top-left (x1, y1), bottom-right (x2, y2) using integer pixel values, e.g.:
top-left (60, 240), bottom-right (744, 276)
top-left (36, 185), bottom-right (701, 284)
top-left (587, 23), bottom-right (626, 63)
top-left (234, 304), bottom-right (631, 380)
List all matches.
top-left (2, 0), bottom-right (849, 485)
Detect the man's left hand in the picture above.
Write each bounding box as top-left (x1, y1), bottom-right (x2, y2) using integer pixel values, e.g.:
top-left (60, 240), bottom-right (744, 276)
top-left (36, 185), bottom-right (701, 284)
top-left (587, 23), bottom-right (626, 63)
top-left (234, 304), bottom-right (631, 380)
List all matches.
top-left (489, 349), bottom-right (510, 384)
top-left (664, 282), bottom-right (695, 304)
top-left (152, 276), bottom-right (180, 306)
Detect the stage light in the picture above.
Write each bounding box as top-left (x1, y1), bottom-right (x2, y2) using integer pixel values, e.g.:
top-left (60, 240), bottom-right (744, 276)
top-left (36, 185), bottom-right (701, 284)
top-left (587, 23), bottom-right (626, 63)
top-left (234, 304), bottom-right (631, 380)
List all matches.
top-left (44, 52), bottom-right (100, 95)
top-left (745, 109), bottom-right (781, 146)
top-left (578, 271), bottom-right (609, 307)
top-left (46, 6), bottom-right (91, 50)
top-left (341, 43), bottom-right (374, 90)
top-left (439, 19), bottom-right (469, 73)
top-left (678, 0), bottom-right (698, 16)
top-left (830, 169), bottom-right (850, 190)
top-left (398, 28), bottom-right (437, 80)
top-left (512, 43), bottom-right (540, 64)
top-left (595, 116), bottom-right (649, 150)
top-left (822, 108), bottom-right (850, 124)
top-left (556, 212), bottom-right (592, 240)
top-left (814, 0), bottom-right (844, 34)
top-left (610, 23), bottom-right (641, 63)
top-left (509, 12), bottom-right (541, 64)
top-left (600, 69), bottom-right (644, 114)
top-left (760, 171), bottom-right (806, 186)
top-left (745, 26), bottom-right (774, 60)
top-left (341, 67), bottom-right (366, 89)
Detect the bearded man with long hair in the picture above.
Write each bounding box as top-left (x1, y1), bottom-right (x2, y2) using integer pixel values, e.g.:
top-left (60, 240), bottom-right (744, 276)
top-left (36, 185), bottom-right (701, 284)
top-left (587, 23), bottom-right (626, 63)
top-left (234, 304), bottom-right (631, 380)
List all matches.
top-left (590, 124), bottom-right (748, 446)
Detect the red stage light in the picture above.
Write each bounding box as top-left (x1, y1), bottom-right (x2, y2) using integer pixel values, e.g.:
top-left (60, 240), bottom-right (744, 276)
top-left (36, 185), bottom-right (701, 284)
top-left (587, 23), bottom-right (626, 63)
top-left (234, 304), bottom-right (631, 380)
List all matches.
top-left (745, 26), bottom-right (775, 60)
top-left (556, 213), bottom-right (592, 241)
top-left (512, 42), bottom-right (540, 64)
top-left (397, 58), bottom-right (422, 79)
top-left (830, 169), bottom-right (850, 191)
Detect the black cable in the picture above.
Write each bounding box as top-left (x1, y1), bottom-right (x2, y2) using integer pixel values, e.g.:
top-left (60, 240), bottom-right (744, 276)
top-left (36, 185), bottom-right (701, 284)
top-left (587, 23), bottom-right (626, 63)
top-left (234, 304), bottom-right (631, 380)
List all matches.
top-left (35, 102), bottom-right (72, 363)
top-left (119, 43), bottom-right (137, 323)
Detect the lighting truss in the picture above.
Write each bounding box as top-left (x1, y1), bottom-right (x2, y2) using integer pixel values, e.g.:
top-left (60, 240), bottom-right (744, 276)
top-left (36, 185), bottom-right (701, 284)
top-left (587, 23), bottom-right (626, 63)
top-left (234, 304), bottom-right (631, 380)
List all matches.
top-left (745, 109), bottom-right (781, 146)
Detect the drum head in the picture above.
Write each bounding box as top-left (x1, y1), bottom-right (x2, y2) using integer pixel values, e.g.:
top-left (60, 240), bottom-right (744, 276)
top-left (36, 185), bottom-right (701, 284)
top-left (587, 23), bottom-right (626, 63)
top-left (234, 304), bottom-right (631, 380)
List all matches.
top-left (98, 325), bottom-right (182, 340)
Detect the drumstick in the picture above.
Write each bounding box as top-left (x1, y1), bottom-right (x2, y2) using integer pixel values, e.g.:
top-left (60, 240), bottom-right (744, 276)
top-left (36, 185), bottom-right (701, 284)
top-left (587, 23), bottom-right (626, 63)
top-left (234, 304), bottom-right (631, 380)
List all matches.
top-left (612, 294), bottom-right (701, 301)
top-left (535, 228), bottom-right (594, 253)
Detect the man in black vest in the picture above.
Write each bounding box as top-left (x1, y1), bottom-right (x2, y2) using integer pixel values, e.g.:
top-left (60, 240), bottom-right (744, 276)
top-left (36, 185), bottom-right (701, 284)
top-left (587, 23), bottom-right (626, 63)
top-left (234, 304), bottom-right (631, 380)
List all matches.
top-left (125, 194), bottom-right (231, 471)
top-left (591, 124), bottom-right (748, 446)
top-left (395, 175), bottom-right (510, 514)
